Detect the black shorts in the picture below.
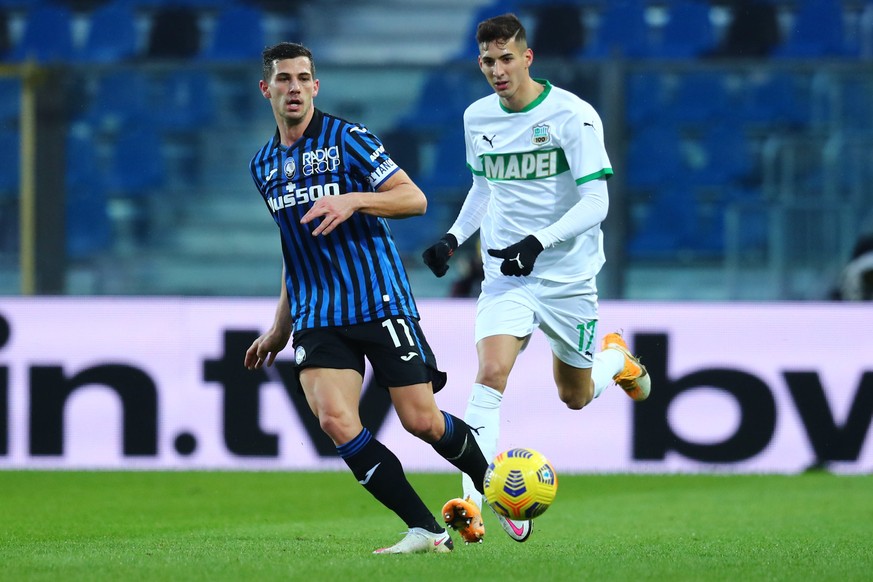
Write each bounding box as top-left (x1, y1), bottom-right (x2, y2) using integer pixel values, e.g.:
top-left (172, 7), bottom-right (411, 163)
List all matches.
top-left (291, 315), bottom-right (447, 392)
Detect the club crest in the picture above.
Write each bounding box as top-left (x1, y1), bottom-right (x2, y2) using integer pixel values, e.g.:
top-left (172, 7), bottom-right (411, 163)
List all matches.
top-left (284, 158), bottom-right (296, 180)
top-left (531, 124), bottom-right (551, 146)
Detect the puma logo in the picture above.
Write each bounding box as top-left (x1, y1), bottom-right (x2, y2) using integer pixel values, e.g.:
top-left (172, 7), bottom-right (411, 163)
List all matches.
top-left (482, 134), bottom-right (496, 147)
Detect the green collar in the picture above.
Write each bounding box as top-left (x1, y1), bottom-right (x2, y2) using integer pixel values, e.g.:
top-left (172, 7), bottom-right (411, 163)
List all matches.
top-left (499, 78), bottom-right (552, 113)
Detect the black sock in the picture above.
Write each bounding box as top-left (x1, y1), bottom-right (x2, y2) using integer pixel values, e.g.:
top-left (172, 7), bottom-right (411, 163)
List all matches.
top-left (337, 428), bottom-right (442, 534)
top-left (431, 412), bottom-right (488, 495)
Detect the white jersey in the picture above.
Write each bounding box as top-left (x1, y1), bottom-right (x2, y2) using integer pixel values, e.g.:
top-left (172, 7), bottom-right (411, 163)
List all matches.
top-left (464, 80), bottom-right (613, 283)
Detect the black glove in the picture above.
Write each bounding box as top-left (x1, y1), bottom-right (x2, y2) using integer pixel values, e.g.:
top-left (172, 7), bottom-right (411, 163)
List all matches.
top-left (422, 234), bottom-right (458, 277)
top-left (487, 235), bottom-right (544, 276)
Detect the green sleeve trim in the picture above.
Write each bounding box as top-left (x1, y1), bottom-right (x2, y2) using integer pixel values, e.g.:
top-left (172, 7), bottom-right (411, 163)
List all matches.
top-left (575, 168), bottom-right (613, 185)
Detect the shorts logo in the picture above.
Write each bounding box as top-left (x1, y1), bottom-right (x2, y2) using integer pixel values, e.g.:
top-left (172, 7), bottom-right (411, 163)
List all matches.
top-left (295, 346), bottom-right (306, 365)
top-left (284, 158), bottom-right (296, 180)
top-left (531, 124), bottom-right (551, 146)
top-left (302, 146), bottom-right (340, 176)
top-left (401, 352), bottom-right (419, 362)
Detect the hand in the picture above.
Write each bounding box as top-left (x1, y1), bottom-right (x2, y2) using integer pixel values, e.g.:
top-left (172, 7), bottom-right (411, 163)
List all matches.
top-left (421, 234), bottom-right (458, 277)
top-left (244, 328), bottom-right (290, 370)
top-left (301, 195), bottom-right (358, 236)
top-left (487, 235), bottom-right (544, 276)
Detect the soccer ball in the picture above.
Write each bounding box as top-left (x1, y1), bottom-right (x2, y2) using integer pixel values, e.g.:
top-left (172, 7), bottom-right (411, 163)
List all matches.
top-left (483, 447), bottom-right (558, 520)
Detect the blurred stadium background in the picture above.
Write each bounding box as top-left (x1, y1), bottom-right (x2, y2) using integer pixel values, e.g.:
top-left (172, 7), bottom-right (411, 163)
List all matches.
top-left (1, 0), bottom-right (873, 301)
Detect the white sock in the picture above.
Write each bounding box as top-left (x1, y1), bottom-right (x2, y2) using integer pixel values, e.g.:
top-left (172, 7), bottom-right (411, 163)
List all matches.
top-left (462, 383), bottom-right (503, 508)
top-left (592, 348), bottom-right (625, 399)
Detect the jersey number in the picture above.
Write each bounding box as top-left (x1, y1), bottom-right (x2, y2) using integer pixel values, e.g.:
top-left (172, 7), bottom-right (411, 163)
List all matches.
top-left (576, 321), bottom-right (596, 354)
top-left (382, 318), bottom-right (415, 348)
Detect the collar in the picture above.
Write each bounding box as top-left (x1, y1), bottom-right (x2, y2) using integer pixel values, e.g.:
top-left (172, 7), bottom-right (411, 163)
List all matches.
top-left (272, 108), bottom-right (325, 150)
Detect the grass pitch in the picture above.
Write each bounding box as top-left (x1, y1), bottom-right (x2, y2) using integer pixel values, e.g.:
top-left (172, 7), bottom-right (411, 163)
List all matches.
top-left (1, 471), bottom-right (871, 581)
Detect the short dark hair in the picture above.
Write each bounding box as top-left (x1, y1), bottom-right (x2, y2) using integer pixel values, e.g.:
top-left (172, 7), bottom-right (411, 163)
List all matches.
top-left (261, 42), bottom-right (316, 81)
top-left (476, 13), bottom-right (527, 48)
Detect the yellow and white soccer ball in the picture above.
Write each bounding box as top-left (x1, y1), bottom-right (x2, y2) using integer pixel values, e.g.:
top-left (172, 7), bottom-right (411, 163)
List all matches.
top-left (483, 447), bottom-right (558, 520)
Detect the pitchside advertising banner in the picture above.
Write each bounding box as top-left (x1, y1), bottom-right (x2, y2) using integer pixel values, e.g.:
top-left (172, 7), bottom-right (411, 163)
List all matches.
top-left (0, 298), bottom-right (871, 473)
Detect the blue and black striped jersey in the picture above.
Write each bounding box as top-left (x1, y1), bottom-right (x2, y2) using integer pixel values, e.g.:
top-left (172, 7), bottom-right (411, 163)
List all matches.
top-left (249, 109), bottom-right (419, 332)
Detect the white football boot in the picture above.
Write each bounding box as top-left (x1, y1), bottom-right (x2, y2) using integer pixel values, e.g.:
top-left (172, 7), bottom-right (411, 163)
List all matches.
top-left (489, 504), bottom-right (533, 543)
top-left (372, 527), bottom-right (454, 554)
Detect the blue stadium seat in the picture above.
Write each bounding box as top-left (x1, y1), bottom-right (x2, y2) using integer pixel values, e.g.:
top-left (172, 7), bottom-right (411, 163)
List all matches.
top-left (0, 129), bottom-right (18, 197)
top-left (66, 132), bottom-right (112, 259)
top-left (398, 69), bottom-right (486, 132)
top-left (0, 0), bottom-right (39, 9)
top-left (153, 69), bottom-right (214, 132)
top-left (737, 72), bottom-right (808, 128)
top-left (106, 126), bottom-right (165, 196)
top-left (625, 72), bottom-right (667, 127)
top-left (773, 0), bottom-right (852, 58)
top-left (689, 124), bottom-right (754, 186)
top-left (662, 72), bottom-right (731, 126)
top-left (77, 0), bottom-right (139, 63)
top-left (0, 77), bottom-right (20, 125)
top-left (455, 0), bottom-right (521, 60)
top-left (581, 0), bottom-right (649, 59)
top-left (9, 5), bottom-right (73, 63)
top-left (627, 189), bottom-right (691, 258)
top-left (79, 69), bottom-right (153, 134)
top-left (0, 129), bottom-right (19, 254)
top-left (200, 5), bottom-right (266, 62)
top-left (836, 77), bottom-right (873, 133)
top-left (649, 1), bottom-right (716, 58)
top-left (625, 125), bottom-right (683, 192)
top-left (418, 129), bottom-right (469, 193)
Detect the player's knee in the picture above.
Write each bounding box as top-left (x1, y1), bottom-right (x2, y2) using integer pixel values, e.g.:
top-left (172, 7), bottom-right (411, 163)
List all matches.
top-left (476, 361), bottom-right (511, 391)
top-left (400, 413), bottom-right (441, 443)
top-left (318, 412), bottom-right (357, 443)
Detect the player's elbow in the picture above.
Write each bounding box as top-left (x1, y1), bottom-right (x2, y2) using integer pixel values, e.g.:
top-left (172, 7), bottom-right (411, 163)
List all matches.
top-left (411, 192), bottom-right (427, 216)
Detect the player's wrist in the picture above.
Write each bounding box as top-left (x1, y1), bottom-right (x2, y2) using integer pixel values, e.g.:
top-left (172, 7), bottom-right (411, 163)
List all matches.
top-left (524, 234), bottom-right (544, 253)
top-left (442, 233), bottom-right (459, 252)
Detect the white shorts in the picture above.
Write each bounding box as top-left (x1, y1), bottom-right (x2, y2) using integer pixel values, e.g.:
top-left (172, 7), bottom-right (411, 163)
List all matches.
top-left (475, 275), bottom-right (599, 368)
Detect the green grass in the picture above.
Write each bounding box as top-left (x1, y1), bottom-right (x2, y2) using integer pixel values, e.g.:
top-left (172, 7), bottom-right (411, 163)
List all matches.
top-left (1, 471), bottom-right (871, 581)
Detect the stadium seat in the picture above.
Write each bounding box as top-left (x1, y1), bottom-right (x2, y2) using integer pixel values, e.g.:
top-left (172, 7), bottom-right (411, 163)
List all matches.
top-left (689, 123), bottom-right (754, 186)
top-left (0, 129), bottom-right (18, 197)
top-left (397, 68), bottom-right (485, 132)
top-left (455, 0), bottom-right (521, 60)
top-left (418, 129), bottom-right (469, 193)
top-left (9, 4), bottom-right (74, 63)
top-left (625, 125), bottom-right (683, 191)
top-left (581, 0), bottom-right (649, 59)
top-left (737, 71), bottom-right (808, 128)
top-left (0, 76), bottom-right (20, 125)
top-left (66, 132), bottom-right (112, 259)
top-left (835, 76), bottom-right (873, 133)
top-left (106, 126), bottom-right (165, 196)
top-left (625, 71), bottom-right (667, 127)
top-left (0, 129), bottom-right (19, 254)
top-left (662, 72), bottom-right (731, 126)
top-left (626, 190), bottom-right (690, 258)
top-left (200, 4), bottom-right (266, 62)
top-left (648, 1), bottom-right (716, 58)
top-left (773, 0), bottom-right (852, 58)
top-left (79, 69), bottom-right (153, 134)
top-left (77, 0), bottom-right (139, 63)
top-left (152, 69), bottom-right (214, 132)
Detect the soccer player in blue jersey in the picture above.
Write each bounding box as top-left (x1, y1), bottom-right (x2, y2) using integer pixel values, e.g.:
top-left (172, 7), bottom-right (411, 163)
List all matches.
top-left (242, 42), bottom-right (489, 554)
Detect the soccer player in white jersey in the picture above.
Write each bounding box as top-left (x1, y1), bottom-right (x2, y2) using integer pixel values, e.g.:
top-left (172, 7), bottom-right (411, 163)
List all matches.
top-left (422, 13), bottom-right (652, 544)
